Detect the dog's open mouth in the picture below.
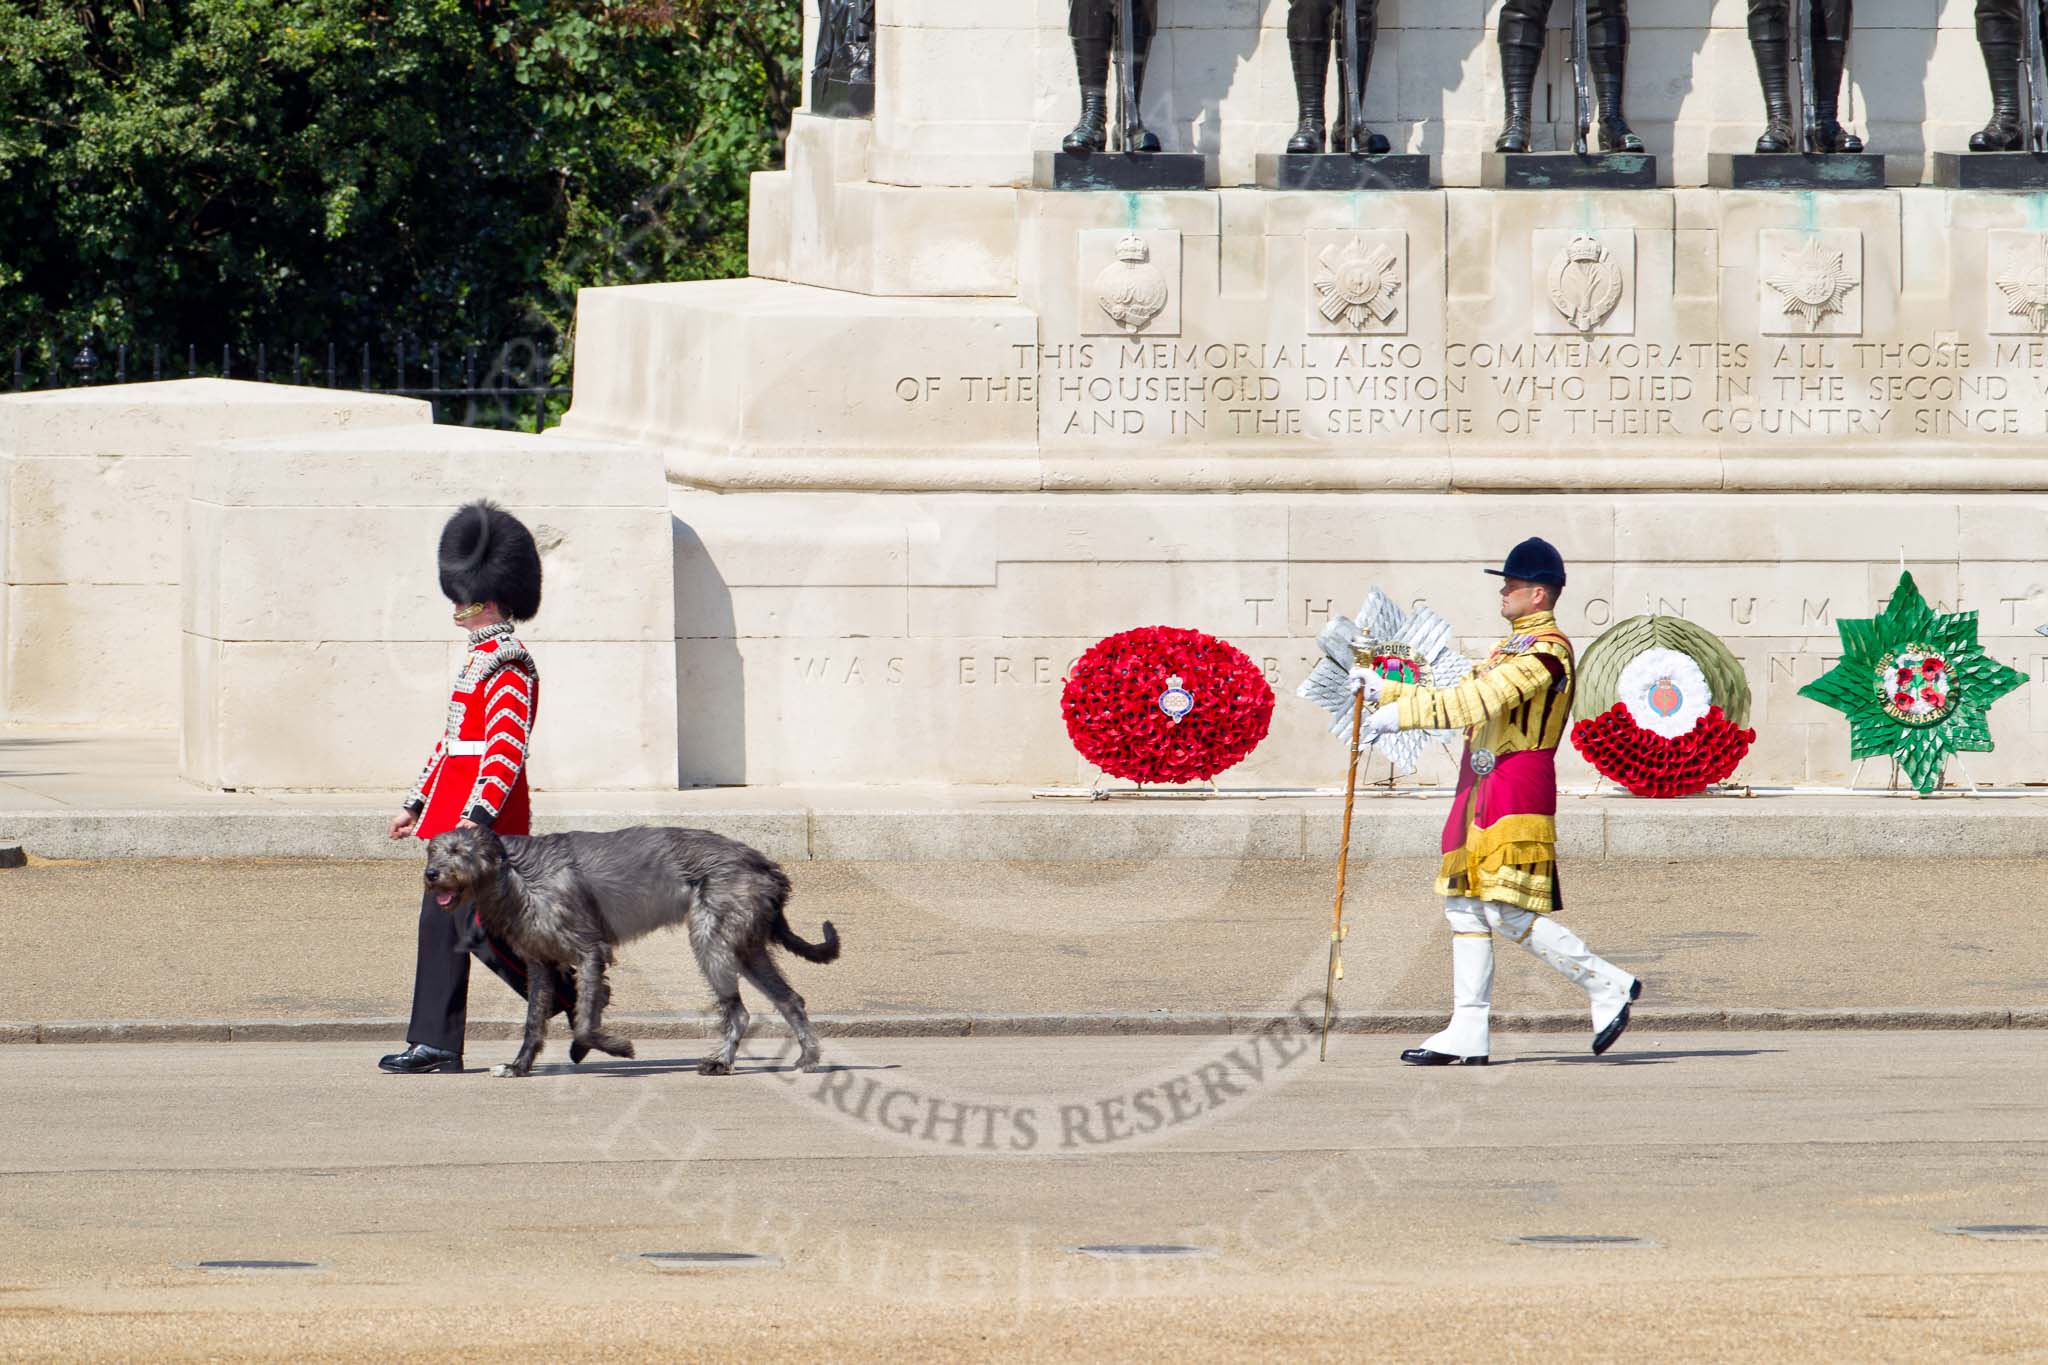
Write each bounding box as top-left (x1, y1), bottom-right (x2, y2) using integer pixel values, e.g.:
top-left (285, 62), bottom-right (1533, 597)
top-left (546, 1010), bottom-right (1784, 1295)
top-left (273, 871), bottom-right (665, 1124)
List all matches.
top-left (432, 889), bottom-right (457, 909)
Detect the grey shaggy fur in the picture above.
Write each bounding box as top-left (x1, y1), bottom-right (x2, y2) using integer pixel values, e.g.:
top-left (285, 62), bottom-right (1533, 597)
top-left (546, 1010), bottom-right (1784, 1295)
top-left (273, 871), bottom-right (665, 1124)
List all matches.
top-left (423, 825), bottom-right (840, 1078)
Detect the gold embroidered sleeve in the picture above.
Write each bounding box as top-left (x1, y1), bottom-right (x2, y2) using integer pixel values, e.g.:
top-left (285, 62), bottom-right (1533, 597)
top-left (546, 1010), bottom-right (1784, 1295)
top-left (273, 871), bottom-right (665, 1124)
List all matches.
top-left (1379, 654), bottom-right (1555, 731)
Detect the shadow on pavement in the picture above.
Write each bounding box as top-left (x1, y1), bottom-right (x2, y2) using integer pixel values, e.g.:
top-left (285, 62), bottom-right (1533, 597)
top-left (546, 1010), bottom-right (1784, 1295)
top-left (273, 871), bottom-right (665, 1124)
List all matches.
top-left (1495, 1048), bottom-right (1784, 1067)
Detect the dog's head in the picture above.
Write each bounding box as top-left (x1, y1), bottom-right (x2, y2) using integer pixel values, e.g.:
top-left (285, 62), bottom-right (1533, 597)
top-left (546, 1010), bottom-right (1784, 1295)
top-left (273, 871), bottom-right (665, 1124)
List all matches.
top-left (422, 824), bottom-right (507, 912)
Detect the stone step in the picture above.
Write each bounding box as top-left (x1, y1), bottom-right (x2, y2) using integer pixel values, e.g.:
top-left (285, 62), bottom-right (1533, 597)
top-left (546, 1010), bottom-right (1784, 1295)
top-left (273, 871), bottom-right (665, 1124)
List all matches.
top-left (6, 788), bottom-right (2048, 862)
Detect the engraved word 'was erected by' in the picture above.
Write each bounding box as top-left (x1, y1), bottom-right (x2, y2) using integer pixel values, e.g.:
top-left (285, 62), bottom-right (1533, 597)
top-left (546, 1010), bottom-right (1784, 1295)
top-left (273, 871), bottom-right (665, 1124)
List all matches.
top-left (1547, 235), bottom-right (1624, 334)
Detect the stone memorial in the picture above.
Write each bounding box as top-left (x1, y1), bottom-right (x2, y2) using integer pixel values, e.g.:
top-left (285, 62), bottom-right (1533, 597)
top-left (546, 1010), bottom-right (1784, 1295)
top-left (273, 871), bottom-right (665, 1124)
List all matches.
top-left (25, 7), bottom-right (2048, 799)
top-left (545, 5), bottom-right (2048, 790)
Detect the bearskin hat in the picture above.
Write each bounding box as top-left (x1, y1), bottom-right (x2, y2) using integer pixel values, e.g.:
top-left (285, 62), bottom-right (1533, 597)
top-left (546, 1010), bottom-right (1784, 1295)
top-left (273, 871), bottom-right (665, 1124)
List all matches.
top-left (437, 500), bottom-right (543, 621)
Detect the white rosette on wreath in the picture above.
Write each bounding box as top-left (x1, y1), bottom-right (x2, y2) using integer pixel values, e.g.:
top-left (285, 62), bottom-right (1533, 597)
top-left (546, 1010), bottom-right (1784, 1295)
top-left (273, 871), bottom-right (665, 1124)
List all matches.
top-left (1615, 647), bottom-right (1712, 739)
top-left (1296, 588), bottom-right (1473, 776)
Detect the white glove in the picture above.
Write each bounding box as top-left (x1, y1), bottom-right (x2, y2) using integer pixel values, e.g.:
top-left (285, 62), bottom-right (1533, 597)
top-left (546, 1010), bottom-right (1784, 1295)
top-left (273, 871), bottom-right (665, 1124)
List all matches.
top-left (1362, 703), bottom-right (1401, 738)
top-left (1345, 667), bottom-right (1384, 703)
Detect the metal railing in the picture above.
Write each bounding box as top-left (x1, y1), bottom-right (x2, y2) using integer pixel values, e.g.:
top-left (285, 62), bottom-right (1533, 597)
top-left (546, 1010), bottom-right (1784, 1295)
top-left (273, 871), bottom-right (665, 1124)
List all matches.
top-left (8, 336), bottom-right (569, 433)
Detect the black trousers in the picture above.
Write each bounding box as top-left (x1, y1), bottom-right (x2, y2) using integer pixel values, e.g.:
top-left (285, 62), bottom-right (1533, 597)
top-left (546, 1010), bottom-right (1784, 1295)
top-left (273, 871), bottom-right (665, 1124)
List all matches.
top-left (1069, 0), bottom-right (1157, 44)
top-left (404, 889), bottom-right (574, 1053)
top-left (1748, 0), bottom-right (1851, 44)
top-left (1979, 0), bottom-right (2045, 45)
top-left (1499, 0), bottom-right (1628, 53)
top-left (1288, 0), bottom-right (1379, 41)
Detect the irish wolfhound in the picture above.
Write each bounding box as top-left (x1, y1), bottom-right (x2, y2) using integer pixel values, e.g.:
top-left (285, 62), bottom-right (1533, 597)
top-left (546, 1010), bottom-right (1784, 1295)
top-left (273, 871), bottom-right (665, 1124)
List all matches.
top-left (422, 824), bottom-right (840, 1078)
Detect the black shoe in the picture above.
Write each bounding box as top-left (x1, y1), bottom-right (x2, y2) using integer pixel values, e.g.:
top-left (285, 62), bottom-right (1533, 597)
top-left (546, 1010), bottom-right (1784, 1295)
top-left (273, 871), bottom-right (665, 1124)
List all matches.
top-left (1592, 978), bottom-right (1644, 1057)
top-left (1812, 119), bottom-right (1864, 154)
top-left (1400, 1048), bottom-right (1488, 1066)
top-left (1972, 115), bottom-right (2024, 152)
top-left (378, 1043), bottom-right (461, 1074)
top-left (1598, 120), bottom-right (1645, 153)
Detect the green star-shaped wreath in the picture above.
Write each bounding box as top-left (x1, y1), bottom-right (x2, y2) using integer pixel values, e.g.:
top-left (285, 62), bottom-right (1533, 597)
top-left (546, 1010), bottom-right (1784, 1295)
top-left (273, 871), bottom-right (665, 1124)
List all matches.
top-left (1798, 572), bottom-right (2027, 793)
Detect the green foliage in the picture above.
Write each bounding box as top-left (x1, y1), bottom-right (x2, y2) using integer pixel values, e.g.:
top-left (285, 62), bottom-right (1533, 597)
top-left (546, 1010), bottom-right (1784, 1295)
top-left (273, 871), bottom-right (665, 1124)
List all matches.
top-left (0, 0), bottom-right (799, 388)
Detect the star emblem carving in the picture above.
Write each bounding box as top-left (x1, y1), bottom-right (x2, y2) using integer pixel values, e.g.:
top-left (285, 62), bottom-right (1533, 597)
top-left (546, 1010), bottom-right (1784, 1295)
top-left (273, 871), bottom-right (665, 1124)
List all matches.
top-left (1995, 234), bottom-right (2048, 332)
top-left (1766, 237), bottom-right (1859, 332)
top-left (1313, 237), bottom-right (1402, 331)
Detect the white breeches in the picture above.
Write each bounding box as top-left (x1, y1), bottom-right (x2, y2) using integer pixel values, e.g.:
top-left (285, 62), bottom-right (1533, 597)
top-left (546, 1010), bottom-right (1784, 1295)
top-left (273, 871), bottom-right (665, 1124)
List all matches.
top-left (1422, 895), bottom-right (1637, 1058)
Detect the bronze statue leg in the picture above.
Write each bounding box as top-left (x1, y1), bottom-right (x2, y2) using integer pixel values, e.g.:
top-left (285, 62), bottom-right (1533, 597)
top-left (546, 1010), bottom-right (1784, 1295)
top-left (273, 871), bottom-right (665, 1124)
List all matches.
top-left (1495, 0), bottom-right (1549, 152)
top-left (1972, 0), bottom-right (2026, 150)
top-left (1748, 0), bottom-right (1798, 152)
top-left (1587, 2), bottom-right (1644, 152)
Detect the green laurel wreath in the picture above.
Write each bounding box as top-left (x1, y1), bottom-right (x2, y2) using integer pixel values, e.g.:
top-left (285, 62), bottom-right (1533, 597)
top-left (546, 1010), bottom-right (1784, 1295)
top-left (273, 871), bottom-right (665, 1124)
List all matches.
top-left (1798, 571), bottom-right (2027, 794)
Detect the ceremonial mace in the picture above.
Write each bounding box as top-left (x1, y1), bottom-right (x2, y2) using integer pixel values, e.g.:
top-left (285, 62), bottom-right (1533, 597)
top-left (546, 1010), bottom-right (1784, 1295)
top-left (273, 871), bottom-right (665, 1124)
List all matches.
top-left (1570, 0), bottom-right (1594, 157)
top-left (1319, 672), bottom-right (1369, 1061)
top-left (2023, 0), bottom-right (2048, 154)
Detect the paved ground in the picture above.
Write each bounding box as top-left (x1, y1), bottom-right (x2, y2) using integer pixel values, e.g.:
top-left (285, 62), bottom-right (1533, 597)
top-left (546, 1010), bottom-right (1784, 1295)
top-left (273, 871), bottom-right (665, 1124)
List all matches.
top-left (1, 1033), bottom-right (2044, 1361)
top-left (3, 856), bottom-right (2047, 1029)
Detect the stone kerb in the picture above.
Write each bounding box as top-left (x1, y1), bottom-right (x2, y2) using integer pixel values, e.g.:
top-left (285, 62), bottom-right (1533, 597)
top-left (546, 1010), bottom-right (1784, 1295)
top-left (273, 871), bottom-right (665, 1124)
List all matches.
top-left (0, 380), bottom-right (427, 730)
top-left (182, 425), bottom-right (677, 793)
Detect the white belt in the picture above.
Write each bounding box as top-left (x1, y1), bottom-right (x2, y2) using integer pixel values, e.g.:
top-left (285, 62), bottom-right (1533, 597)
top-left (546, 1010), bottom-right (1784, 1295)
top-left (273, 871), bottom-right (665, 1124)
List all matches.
top-left (443, 738), bottom-right (488, 756)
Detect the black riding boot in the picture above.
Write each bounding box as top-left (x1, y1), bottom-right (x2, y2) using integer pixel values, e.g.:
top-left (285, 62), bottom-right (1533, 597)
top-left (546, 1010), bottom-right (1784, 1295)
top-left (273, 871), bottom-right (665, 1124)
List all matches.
top-left (1752, 38), bottom-right (1796, 151)
top-left (1063, 38), bottom-right (1109, 154)
top-left (1124, 46), bottom-right (1162, 152)
top-left (1591, 45), bottom-right (1645, 151)
top-left (1327, 27), bottom-right (1392, 154)
top-left (1287, 38), bottom-right (1329, 153)
top-left (1811, 37), bottom-right (1864, 151)
top-left (1496, 42), bottom-right (1539, 152)
top-left (1972, 40), bottom-right (2024, 150)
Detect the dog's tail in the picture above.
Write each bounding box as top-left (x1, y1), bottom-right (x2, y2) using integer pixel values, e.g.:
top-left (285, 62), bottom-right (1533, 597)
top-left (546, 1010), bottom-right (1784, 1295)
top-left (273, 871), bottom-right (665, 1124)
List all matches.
top-left (773, 911), bottom-right (842, 964)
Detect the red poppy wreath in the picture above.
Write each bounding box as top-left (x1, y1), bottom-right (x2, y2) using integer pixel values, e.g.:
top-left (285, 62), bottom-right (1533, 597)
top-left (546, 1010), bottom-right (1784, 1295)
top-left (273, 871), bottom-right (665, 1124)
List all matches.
top-left (1062, 626), bottom-right (1275, 783)
top-left (1571, 704), bottom-right (1755, 799)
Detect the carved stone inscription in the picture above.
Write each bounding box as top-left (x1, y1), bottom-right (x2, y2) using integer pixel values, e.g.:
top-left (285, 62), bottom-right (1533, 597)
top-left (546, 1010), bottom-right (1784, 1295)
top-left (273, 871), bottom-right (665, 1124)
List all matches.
top-left (877, 224), bottom-right (2048, 446)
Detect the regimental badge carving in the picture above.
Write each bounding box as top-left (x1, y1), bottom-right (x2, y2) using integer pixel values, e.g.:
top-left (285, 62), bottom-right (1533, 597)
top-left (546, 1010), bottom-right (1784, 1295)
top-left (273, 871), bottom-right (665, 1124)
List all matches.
top-left (1094, 233), bottom-right (1170, 334)
top-left (1547, 234), bottom-right (1625, 333)
top-left (1313, 236), bottom-right (1402, 332)
top-left (1995, 234), bottom-right (2048, 333)
top-left (1766, 236), bottom-right (1860, 332)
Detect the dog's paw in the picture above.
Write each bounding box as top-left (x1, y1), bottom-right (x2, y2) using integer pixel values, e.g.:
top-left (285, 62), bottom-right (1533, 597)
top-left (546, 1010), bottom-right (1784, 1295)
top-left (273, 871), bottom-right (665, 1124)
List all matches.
top-left (491, 1062), bottom-right (529, 1078)
top-left (569, 1040), bottom-right (590, 1065)
top-left (610, 1038), bottom-right (637, 1060)
top-left (696, 1058), bottom-right (732, 1076)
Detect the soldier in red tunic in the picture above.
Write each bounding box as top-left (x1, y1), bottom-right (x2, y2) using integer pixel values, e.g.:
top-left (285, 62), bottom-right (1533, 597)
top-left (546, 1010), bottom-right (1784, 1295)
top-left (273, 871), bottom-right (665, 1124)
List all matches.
top-left (378, 502), bottom-right (571, 1074)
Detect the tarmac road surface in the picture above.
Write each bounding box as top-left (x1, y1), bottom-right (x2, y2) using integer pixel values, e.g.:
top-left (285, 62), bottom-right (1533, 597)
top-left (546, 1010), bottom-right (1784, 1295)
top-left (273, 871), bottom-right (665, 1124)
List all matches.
top-left (2, 1032), bottom-right (2045, 1361)
top-left (5, 856), bottom-right (2048, 1025)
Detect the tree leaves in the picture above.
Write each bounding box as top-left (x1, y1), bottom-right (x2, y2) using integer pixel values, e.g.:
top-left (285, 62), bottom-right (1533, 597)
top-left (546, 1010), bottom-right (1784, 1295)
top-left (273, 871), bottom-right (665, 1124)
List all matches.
top-left (1, 0), bottom-right (800, 390)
